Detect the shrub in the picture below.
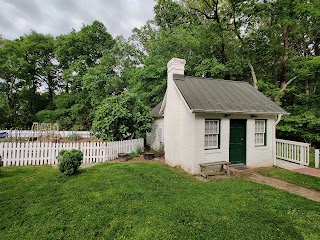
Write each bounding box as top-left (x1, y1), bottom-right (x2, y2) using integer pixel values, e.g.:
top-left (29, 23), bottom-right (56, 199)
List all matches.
top-left (152, 144), bottom-right (165, 158)
top-left (58, 149), bottom-right (83, 176)
top-left (136, 146), bottom-right (144, 155)
top-left (66, 133), bottom-right (81, 141)
top-left (128, 151), bottom-right (140, 159)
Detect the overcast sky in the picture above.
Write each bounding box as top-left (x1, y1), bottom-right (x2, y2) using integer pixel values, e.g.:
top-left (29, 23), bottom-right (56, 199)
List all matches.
top-left (0, 0), bottom-right (156, 40)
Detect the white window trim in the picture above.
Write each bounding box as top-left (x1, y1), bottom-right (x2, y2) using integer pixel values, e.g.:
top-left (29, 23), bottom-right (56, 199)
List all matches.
top-left (205, 119), bottom-right (220, 149)
top-left (255, 120), bottom-right (266, 146)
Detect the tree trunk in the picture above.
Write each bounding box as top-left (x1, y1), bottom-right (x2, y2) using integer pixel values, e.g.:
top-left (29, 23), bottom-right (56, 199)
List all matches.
top-left (305, 78), bottom-right (309, 95)
top-left (279, 25), bottom-right (290, 89)
top-left (248, 63), bottom-right (258, 89)
top-left (276, 25), bottom-right (290, 103)
top-left (47, 74), bottom-right (55, 101)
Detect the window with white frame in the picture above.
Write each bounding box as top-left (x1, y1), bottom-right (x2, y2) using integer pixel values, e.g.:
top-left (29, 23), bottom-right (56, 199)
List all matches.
top-left (255, 120), bottom-right (266, 146)
top-left (205, 120), bottom-right (220, 149)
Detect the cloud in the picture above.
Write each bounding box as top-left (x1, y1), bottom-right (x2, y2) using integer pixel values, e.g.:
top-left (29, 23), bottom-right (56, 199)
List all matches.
top-left (0, 0), bottom-right (156, 39)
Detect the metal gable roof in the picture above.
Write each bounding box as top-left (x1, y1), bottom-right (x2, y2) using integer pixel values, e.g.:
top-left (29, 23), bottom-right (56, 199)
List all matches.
top-left (173, 74), bottom-right (289, 115)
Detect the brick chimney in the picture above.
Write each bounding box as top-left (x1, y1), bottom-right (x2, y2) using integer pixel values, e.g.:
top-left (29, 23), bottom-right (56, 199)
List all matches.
top-left (167, 58), bottom-right (186, 77)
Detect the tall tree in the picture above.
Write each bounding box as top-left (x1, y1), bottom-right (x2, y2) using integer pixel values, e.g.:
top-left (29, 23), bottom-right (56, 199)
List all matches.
top-left (55, 21), bottom-right (115, 92)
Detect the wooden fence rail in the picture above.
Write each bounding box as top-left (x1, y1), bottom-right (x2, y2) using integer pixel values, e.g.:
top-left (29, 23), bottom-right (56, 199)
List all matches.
top-left (276, 139), bottom-right (309, 166)
top-left (0, 139), bottom-right (144, 166)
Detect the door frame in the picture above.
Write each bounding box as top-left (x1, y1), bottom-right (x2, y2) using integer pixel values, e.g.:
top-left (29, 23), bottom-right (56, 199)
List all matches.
top-left (229, 119), bottom-right (247, 165)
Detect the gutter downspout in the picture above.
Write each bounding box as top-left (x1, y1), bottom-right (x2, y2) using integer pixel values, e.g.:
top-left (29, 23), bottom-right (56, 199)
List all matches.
top-left (273, 114), bottom-right (282, 166)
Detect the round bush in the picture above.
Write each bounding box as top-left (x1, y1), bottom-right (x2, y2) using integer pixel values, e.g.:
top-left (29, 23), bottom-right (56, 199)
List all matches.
top-left (58, 149), bottom-right (83, 176)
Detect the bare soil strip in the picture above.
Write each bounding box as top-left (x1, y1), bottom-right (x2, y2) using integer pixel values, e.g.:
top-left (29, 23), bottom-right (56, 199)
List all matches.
top-left (249, 173), bottom-right (320, 202)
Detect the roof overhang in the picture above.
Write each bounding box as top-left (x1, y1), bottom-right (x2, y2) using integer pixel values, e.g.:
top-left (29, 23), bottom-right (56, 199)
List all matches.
top-left (191, 109), bottom-right (290, 115)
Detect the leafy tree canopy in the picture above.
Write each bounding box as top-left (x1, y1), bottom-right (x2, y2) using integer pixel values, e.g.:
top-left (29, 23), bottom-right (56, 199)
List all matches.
top-left (92, 92), bottom-right (153, 141)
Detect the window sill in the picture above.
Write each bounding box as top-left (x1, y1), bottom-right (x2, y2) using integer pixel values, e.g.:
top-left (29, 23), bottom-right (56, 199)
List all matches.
top-left (255, 145), bottom-right (269, 151)
top-left (205, 148), bottom-right (222, 154)
top-left (205, 147), bottom-right (219, 150)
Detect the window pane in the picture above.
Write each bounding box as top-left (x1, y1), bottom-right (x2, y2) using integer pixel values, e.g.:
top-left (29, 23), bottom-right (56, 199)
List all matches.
top-left (204, 134), bottom-right (218, 148)
top-left (213, 121), bottom-right (218, 133)
top-left (212, 135), bottom-right (218, 147)
top-left (205, 120), bottom-right (219, 148)
top-left (255, 120), bottom-right (266, 133)
top-left (255, 133), bottom-right (265, 146)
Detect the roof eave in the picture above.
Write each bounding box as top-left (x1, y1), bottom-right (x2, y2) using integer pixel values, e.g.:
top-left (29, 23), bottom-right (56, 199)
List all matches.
top-left (191, 109), bottom-right (290, 115)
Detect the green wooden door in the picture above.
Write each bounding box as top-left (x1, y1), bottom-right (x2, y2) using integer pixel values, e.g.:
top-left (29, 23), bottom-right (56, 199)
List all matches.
top-left (229, 119), bottom-right (246, 165)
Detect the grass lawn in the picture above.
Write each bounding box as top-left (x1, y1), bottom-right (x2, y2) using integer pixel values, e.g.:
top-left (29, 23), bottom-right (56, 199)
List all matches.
top-left (1, 162), bottom-right (320, 240)
top-left (256, 167), bottom-right (320, 191)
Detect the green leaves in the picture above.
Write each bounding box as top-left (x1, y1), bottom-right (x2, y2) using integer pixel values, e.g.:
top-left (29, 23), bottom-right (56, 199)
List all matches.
top-left (92, 92), bottom-right (153, 141)
top-left (194, 58), bottom-right (226, 78)
top-left (277, 106), bottom-right (320, 144)
top-left (58, 149), bottom-right (83, 176)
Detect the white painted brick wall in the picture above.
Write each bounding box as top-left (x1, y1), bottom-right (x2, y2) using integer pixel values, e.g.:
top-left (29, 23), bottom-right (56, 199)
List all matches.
top-left (194, 113), bottom-right (276, 174)
top-left (246, 116), bottom-right (276, 167)
top-left (164, 58), bottom-right (197, 173)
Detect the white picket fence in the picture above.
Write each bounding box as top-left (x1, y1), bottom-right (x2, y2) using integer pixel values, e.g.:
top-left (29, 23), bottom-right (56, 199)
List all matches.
top-left (315, 150), bottom-right (319, 168)
top-left (0, 129), bottom-right (91, 139)
top-left (0, 139), bottom-right (144, 166)
top-left (276, 139), bottom-right (309, 166)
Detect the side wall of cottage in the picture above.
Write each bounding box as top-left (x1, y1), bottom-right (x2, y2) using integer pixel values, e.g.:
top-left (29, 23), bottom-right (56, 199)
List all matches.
top-left (164, 58), bottom-right (197, 173)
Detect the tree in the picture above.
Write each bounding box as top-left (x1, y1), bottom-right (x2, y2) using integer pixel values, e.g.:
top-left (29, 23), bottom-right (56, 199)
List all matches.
top-left (21, 31), bottom-right (57, 98)
top-left (55, 21), bottom-right (115, 92)
top-left (0, 32), bottom-right (56, 127)
top-left (92, 92), bottom-right (153, 141)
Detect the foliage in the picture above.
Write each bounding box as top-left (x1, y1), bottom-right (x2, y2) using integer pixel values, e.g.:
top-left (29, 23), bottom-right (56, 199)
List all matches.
top-left (0, 33), bottom-right (55, 127)
top-left (136, 146), bottom-right (144, 155)
top-left (127, 151), bottom-right (140, 158)
top-left (277, 105), bottom-right (320, 146)
top-left (1, 1), bottom-right (320, 146)
top-left (153, 143), bottom-right (165, 158)
top-left (92, 91), bottom-right (153, 141)
top-left (1, 163), bottom-right (320, 239)
top-left (65, 133), bottom-right (82, 141)
top-left (58, 149), bottom-right (83, 176)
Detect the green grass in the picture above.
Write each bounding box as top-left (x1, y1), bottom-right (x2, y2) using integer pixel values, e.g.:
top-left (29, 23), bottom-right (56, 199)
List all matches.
top-left (1, 162), bottom-right (320, 240)
top-left (256, 167), bottom-right (320, 191)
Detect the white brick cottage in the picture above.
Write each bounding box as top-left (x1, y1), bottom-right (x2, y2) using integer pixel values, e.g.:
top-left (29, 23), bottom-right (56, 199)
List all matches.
top-left (147, 58), bottom-right (289, 174)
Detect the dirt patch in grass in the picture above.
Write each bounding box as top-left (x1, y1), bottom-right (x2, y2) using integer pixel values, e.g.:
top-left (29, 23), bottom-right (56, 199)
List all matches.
top-left (249, 173), bottom-right (320, 202)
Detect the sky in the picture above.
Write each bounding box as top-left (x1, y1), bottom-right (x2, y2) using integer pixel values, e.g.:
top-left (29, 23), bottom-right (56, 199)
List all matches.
top-left (0, 0), bottom-right (156, 40)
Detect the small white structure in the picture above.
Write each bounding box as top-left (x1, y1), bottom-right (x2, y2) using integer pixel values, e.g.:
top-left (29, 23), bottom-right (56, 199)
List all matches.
top-left (146, 102), bottom-right (164, 152)
top-left (147, 58), bottom-right (289, 174)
